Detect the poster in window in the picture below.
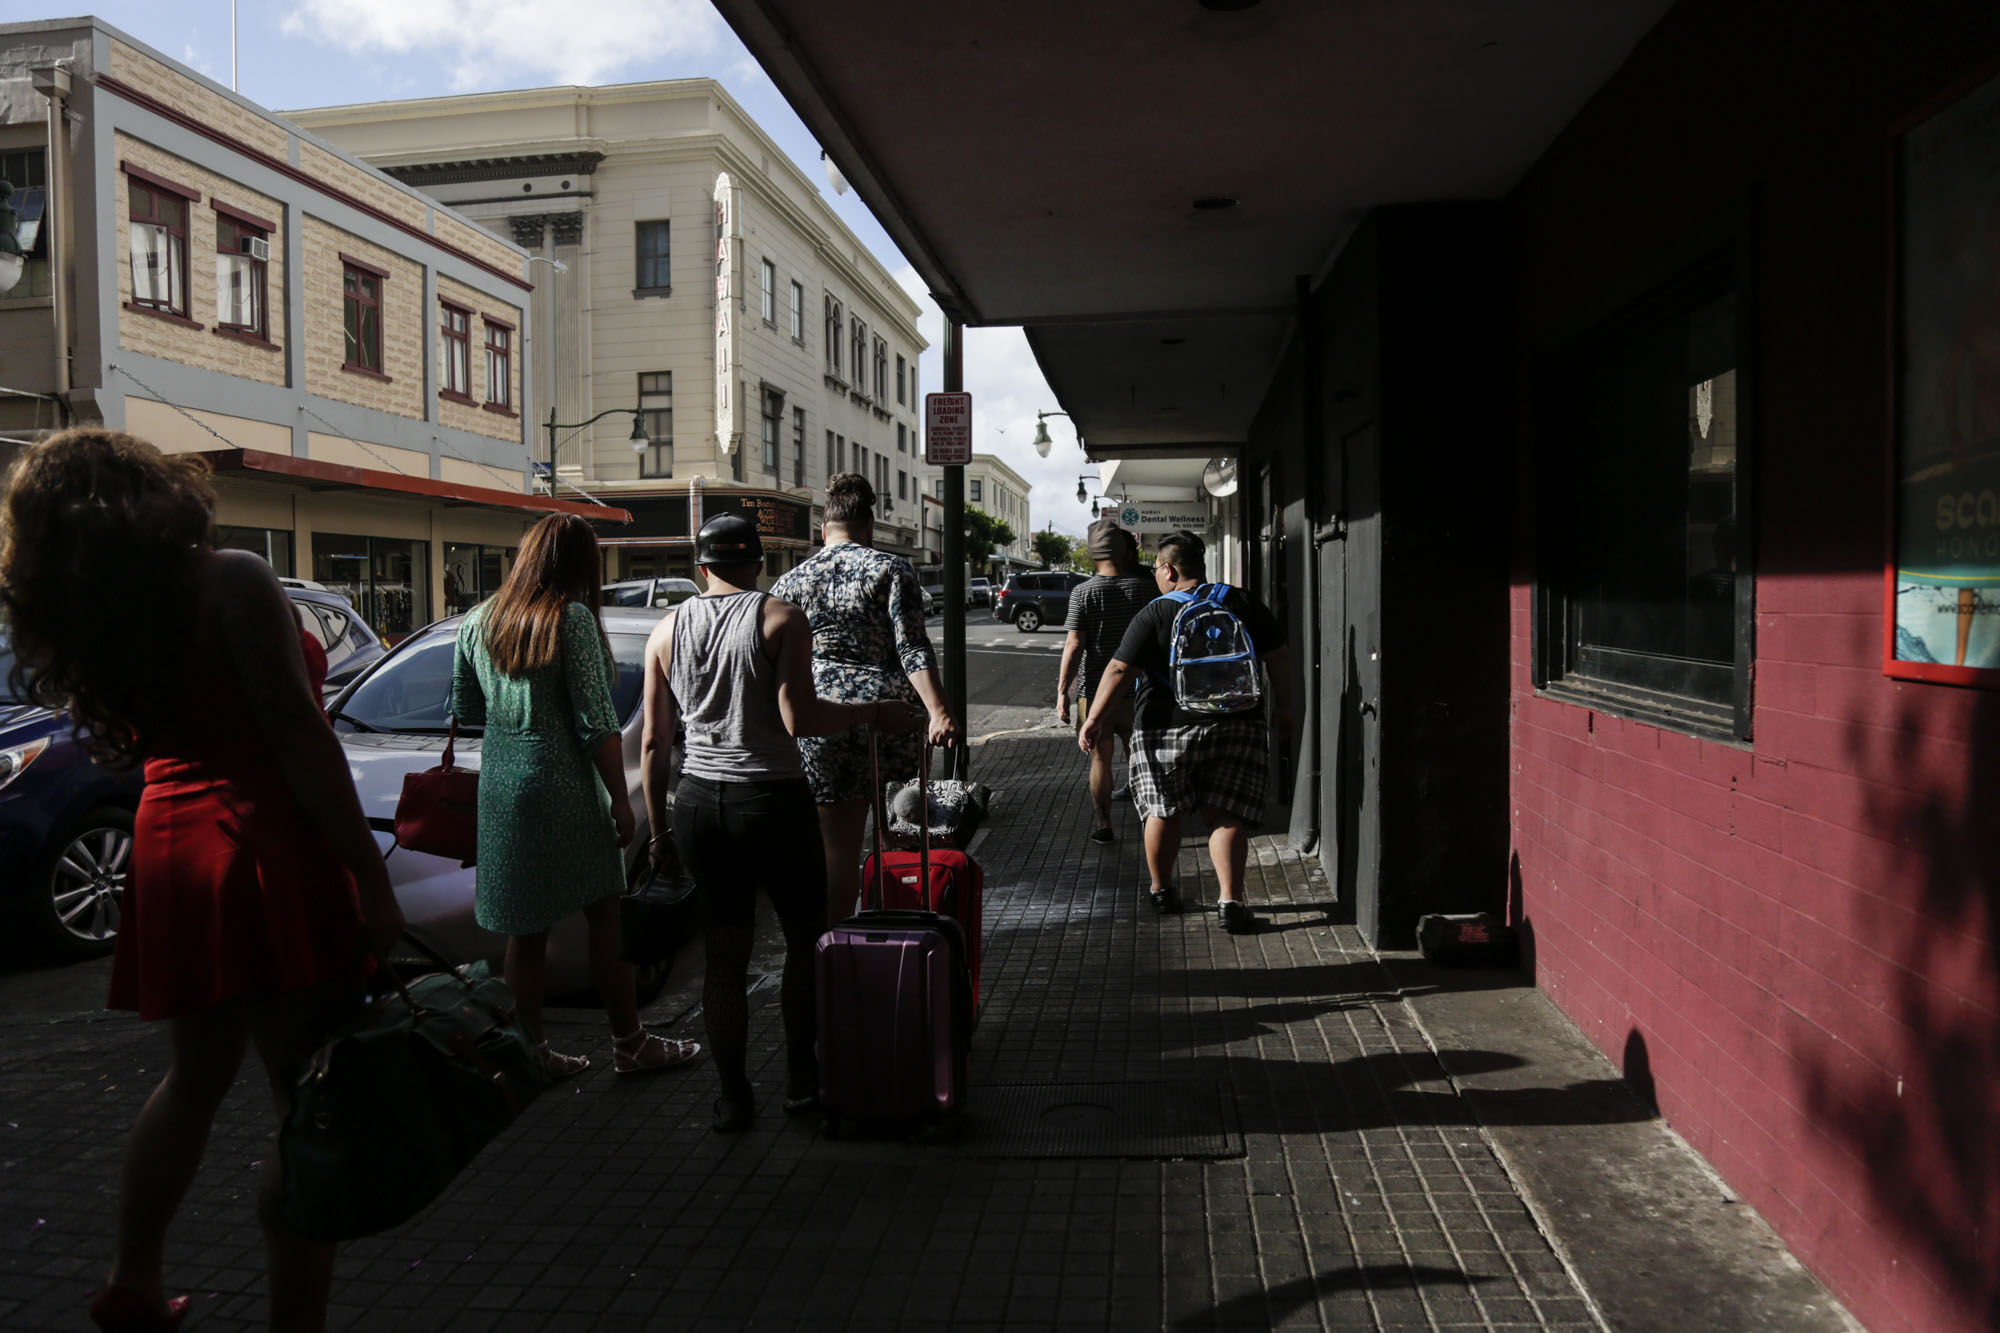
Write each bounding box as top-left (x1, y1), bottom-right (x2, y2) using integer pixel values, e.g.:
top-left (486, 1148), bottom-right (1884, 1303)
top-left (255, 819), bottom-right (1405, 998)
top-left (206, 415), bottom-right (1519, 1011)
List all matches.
top-left (1890, 65), bottom-right (2000, 684)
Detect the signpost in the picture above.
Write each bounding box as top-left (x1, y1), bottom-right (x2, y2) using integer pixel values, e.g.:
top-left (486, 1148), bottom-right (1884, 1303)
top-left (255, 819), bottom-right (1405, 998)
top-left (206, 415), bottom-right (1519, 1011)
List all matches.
top-left (924, 391), bottom-right (972, 465)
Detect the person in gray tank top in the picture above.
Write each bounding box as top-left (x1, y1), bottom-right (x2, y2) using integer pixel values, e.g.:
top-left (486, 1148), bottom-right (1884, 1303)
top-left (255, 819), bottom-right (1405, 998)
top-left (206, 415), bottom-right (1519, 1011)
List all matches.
top-left (641, 514), bottom-right (920, 1132)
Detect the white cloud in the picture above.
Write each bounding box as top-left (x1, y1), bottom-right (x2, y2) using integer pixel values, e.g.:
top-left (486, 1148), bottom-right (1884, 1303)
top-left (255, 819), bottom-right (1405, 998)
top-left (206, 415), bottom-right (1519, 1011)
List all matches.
top-left (893, 266), bottom-right (1097, 538)
top-left (282, 0), bottom-right (725, 90)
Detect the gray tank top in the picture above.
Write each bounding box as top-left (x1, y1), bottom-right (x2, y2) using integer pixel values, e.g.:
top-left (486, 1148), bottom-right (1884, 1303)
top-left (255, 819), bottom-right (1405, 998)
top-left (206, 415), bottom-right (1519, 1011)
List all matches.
top-left (670, 592), bottom-right (804, 783)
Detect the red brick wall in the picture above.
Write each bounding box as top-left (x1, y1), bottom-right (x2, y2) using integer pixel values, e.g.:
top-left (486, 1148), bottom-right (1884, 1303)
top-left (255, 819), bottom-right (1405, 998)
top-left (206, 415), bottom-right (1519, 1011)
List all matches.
top-left (1508, 4), bottom-right (2000, 1330)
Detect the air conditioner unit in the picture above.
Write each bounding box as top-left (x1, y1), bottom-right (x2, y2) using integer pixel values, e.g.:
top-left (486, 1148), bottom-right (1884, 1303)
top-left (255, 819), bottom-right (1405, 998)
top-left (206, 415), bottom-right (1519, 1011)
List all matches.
top-left (240, 236), bottom-right (270, 262)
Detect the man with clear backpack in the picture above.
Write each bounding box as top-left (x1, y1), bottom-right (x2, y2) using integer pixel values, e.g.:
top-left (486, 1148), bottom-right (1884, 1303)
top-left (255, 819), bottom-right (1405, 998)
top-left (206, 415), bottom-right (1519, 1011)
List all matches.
top-left (1078, 530), bottom-right (1292, 933)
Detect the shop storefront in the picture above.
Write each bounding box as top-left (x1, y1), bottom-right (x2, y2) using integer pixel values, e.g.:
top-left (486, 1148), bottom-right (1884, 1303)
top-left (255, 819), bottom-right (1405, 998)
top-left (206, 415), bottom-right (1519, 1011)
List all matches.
top-left (443, 543), bottom-right (517, 616)
top-left (598, 486), bottom-right (816, 586)
top-left (312, 533), bottom-right (430, 641)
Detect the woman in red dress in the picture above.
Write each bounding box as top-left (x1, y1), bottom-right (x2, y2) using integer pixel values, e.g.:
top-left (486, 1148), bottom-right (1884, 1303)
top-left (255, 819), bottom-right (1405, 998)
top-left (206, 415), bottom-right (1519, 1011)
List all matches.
top-left (0, 429), bottom-right (404, 1333)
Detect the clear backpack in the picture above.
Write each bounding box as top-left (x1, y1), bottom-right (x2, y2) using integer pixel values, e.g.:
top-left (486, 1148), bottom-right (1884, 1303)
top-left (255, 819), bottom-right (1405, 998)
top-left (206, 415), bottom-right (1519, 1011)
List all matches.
top-left (1164, 584), bottom-right (1262, 715)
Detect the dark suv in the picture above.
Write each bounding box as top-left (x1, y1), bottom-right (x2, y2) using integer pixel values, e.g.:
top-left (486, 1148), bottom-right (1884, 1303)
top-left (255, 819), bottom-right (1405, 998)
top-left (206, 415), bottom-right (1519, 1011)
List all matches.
top-left (993, 571), bottom-right (1087, 632)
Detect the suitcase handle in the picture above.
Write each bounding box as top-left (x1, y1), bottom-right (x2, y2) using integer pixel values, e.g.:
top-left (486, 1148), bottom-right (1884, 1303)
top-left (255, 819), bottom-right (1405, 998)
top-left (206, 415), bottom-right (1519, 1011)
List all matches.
top-left (868, 729), bottom-right (950, 916)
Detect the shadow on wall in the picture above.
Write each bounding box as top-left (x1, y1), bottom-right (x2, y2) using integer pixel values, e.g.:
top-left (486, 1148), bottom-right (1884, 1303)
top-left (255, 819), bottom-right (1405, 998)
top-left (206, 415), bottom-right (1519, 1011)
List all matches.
top-left (1825, 687), bottom-right (2000, 1327)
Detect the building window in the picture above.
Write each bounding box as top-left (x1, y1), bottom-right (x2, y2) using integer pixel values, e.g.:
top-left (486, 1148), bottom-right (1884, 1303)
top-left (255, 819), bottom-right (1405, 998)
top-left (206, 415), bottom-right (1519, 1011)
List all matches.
top-left (790, 280), bottom-right (804, 341)
top-left (899, 470), bottom-right (908, 502)
top-left (439, 301), bottom-right (472, 400)
top-left (877, 456), bottom-right (890, 514)
top-left (896, 354), bottom-right (907, 405)
top-left (213, 211), bottom-right (269, 338)
top-left (1535, 270), bottom-right (1747, 740)
top-left (638, 371), bottom-right (673, 477)
top-left (128, 177), bottom-right (190, 318)
top-left (826, 429), bottom-right (836, 479)
top-left (214, 524), bottom-right (294, 577)
top-left (0, 149), bottom-right (50, 299)
top-left (635, 220), bottom-right (670, 292)
top-left (312, 533), bottom-right (429, 642)
top-left (873, 337), bottom-right (888, 402)
top-left (760, 258), bottom-right (776, 323)
top-left (897, 423), bottom-right (907, 454)
top-left (855, 444), bottom-right (866, 478)
top-left (970, 479), bottom-right (982, 504)
top-left (484, 320), bottom-right (513, 410)
top-left (762, 390), bottom-right (782, 473)
top-left (851, 318), bottom-right (866, 394)
top-left (444, 543), bottom-right (516, 616)
top-left (836, 434), bottom-right (846, 472)
top-left (825, 295), bottom-right (842, 373)
top-left (342, 261), bottom-right (385, 373)
top-left (793, 406), bottom-right (806, 487)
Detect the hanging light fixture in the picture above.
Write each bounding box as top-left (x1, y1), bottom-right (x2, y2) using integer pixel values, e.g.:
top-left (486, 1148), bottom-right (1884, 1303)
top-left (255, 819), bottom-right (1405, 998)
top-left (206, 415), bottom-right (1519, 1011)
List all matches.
top-left (1032, 410), bottom-right (1072, 459)
top-left (629, 415), bottom-right (651, 452)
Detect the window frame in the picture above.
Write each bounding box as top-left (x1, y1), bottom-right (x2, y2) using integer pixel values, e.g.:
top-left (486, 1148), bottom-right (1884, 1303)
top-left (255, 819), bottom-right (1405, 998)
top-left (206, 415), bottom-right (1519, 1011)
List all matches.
top-left (851, 317), bottom-right (867, 395)
top-left (896, 353), bottom-right (907, 405)
top-left (1530, 252), bottom-right (1756, 744)
top-left (438, 299), bottom-right (474, 403)
top-left (634, 219), bottom-right (671, 295)
top-left (760, 257), bottom-right (776, 324)
top-left (483, 316), bottom-right (516, 415)
top-left (340, 254), bottom-right (391, 378)
top-left (790, 280), bottom-right (805, 342)
top-left (970, 479), bottom-right (982, 504)
top-left (761, 389), bottom-right (782, 473)
top-left (825, 294), bottom-right (843, 374)
top-left (637, 370), bottom-right (674, 478)
top-left (793, 406), bottom-right (806, 488)
top-left (125, 165), bottom-right (197, 324)
top-left (873, 336), bottom-right (888, 402)
top-left (211, 204), bottom-right (272, 344)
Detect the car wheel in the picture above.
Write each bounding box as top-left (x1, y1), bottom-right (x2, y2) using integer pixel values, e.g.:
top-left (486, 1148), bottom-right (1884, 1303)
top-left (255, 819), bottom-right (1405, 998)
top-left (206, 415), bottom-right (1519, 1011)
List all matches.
top-left (1015, 606), bottom-right (1042, 632)
top-left (37, 806), bottom-right (133, 958)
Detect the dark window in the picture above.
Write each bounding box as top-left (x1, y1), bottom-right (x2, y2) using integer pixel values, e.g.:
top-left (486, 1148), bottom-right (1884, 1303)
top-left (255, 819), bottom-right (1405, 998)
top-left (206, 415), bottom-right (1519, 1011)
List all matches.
top-left (790, 281), bottom-right (804, 340)
top-left (484, 321), bottom-right (512, 407)
top-left (873, 336), bottom-right (887, 401)
top-left (213, 214), bottom-right (267, 337)
top-left (129, 180), bottom-right (189, 317)
top-left (760, 258), bottom-right (775, 323)
top-left (851, 318), bottom-right (866, 392)
top-left (0, 149), bottom-right (50, 299)
top-left (342, 264), bottom-right (382, 372)
top-left (1535, 269), bottom-right (1748, 740)
top-left (970, 479), bottom-right (982, 503)
top-left (793, 406), bottom-right (806, 487)
top-left (897, 423), bottom-right (907, 454)
top-left (638, 371), bottom-right (673, 477)
top-left (762, 390), bottom-right (781, 472)
top-left (635, 220), bottom-right (670, 292)
top-left (899, 470), bottom-right (908, 501)
top-left (439, 302), bottom-right (472, 398)
top-left (896, 353), bottom-right (907, 405)
top-left (825, 295), bottom-right (842, 373)
top-left (826, 429), bottom-right (836, 479)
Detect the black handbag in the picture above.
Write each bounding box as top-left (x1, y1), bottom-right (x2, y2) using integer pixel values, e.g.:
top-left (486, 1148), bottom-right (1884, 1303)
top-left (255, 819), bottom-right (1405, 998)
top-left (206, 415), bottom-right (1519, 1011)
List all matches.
top-left (277, 936), bottom-right (542, 1242)
top-left (617, 860), bottom-right (697, 966)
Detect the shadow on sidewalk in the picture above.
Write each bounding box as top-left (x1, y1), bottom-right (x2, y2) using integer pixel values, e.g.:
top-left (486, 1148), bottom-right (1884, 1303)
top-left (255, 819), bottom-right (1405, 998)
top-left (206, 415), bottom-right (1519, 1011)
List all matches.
top-left (1163, 1049), bottom-right (1654, 1133)
top-left (1183, 1263), bottom-right (1498, 1330)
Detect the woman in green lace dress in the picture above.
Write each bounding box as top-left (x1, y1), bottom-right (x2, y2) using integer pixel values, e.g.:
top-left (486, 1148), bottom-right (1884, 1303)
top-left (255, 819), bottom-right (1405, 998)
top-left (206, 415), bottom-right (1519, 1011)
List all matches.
top-left (449, 513), bottom-right (700, 1081)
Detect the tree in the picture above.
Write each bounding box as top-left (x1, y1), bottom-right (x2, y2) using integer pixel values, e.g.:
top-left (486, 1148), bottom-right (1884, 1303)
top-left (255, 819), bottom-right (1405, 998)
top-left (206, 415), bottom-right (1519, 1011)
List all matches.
top-left (1032, 527), bottom-right (1072, 570)
top-left (962, 506), bottom-right (1015, 567)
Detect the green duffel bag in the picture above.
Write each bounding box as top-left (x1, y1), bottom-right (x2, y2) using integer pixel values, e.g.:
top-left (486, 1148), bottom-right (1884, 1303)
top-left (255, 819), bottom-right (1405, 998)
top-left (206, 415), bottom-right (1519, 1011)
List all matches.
top-left (278, 937), bottom-right (543, 1242)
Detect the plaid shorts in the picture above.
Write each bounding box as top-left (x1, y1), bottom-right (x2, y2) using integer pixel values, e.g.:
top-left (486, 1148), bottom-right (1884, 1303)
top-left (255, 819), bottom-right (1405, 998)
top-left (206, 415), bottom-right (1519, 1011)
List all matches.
top-left (1129, 717), bottom-right (1270, 825)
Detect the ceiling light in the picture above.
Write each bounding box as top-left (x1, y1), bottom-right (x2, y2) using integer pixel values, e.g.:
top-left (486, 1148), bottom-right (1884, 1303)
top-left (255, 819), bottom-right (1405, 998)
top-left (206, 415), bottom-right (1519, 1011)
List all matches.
top-left (1191, 195), bottom-right (1237, 211)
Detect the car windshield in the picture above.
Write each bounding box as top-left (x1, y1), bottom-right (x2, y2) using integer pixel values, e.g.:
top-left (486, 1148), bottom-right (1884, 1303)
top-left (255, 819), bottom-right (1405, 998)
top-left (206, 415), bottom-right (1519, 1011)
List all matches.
top-left (603, 584), bottom-right (649, 608)
top-left (331, 624), bottom-right (650, 734)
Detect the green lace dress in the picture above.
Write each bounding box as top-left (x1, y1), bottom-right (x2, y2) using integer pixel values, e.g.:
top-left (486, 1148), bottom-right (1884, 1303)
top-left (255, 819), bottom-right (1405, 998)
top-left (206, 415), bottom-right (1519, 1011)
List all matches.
top-left (448, 600), bottom-right (625, 934)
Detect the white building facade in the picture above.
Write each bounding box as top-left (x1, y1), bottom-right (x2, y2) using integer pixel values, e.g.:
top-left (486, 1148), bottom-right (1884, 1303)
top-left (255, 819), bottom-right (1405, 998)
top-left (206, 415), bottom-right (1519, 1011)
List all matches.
top-left (959, 452), bottom-right (1034, 580)
top-left (291, 81), bottom-right (932, 583)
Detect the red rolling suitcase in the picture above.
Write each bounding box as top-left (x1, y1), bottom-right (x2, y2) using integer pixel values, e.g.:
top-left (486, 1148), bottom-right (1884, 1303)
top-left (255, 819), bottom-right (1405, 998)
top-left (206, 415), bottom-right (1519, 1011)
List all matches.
top-left (863, 748), bottom-right (983, 1014)
top-left (815, 735), bottom-right (972, 1135)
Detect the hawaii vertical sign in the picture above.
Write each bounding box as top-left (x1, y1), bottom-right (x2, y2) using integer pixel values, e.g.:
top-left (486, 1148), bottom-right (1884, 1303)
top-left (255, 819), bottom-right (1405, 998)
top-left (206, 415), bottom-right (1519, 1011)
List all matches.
top-left (714, 172), bottom-right (738, 456)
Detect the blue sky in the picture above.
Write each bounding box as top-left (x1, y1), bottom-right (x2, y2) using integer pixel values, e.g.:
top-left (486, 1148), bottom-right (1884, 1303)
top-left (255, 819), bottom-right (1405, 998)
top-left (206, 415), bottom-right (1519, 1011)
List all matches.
top-left (1, 0), bottom-right (1094, 534)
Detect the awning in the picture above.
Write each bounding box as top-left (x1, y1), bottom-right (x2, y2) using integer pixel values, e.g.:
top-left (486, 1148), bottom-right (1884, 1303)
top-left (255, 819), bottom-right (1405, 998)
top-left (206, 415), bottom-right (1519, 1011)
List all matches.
top-left (204, 448), bottom-right (631, 523)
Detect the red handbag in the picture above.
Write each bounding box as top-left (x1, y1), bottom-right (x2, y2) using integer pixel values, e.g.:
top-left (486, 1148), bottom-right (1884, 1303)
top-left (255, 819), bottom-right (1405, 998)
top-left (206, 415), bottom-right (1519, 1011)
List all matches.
top-left (393, 719), bottom-right (479, 863)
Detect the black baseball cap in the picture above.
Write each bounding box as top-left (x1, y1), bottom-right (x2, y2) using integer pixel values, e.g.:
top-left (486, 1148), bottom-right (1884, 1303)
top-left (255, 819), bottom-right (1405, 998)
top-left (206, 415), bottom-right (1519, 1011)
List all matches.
top-left (695, 513), bottom-right (763, 565)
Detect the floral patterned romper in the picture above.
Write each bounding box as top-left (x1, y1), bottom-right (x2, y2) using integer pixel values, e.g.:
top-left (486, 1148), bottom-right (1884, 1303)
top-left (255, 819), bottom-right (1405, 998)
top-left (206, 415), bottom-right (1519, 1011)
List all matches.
top-left (770, 542), bottom-right (937, 802)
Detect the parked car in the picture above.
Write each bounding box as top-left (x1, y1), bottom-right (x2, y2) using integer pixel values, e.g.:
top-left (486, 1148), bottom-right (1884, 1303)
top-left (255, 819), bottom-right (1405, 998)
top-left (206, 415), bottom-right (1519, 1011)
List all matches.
top-left (0, 582), bottom-right (384, 959)
top-left (993, 570), bottom-right (1087, 632)
top-left (325, 605), bottom-right (671, 994)
top-left (967, 578), bottom-right (994, 609)
top-left (603, 577), bottom-right (701, 609)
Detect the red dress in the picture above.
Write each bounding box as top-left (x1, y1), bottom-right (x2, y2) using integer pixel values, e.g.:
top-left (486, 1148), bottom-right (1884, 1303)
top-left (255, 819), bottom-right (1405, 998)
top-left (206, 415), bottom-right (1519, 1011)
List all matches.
top-left (108, 631), bottom-right (366, 1020)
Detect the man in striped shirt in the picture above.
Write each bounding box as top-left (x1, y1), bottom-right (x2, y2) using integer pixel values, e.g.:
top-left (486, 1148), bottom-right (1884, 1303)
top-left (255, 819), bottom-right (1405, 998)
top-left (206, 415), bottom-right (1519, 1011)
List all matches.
top-left (1057, 519), bottom-right (1157, 843)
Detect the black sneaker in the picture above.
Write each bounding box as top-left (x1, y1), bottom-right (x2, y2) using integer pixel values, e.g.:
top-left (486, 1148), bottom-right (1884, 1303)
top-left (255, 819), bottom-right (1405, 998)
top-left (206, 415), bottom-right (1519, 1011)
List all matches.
top-left (1089, 825), bottom-right (1115, 844)
top-left (1149, 887), bottom-right (1179, 914)
top-left (1219, 900), bottom-right (1253, 935)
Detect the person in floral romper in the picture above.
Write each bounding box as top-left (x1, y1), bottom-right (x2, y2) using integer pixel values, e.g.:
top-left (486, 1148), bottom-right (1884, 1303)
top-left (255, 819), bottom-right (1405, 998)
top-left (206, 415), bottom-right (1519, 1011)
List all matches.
top-left (772, 472), bottom-right (959, 922)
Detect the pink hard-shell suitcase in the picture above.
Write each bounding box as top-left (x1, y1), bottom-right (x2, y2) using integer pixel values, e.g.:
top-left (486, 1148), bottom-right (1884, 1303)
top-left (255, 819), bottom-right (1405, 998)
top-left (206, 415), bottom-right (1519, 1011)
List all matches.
top-left (815, 734), bottom-right (971, 1135)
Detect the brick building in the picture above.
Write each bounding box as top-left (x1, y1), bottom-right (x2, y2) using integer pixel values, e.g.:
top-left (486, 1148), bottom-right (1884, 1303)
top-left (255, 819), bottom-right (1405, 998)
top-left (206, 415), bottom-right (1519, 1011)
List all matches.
top-left (0, 18), bottom-right (614, 639)
top-left (723, 2), bottom-right (2000, 1329)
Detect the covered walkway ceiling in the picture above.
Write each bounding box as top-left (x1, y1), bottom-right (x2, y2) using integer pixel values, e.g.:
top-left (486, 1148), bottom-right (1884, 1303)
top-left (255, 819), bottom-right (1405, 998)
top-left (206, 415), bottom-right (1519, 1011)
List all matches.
top-left (715, 0), bottom-right (1670, 457)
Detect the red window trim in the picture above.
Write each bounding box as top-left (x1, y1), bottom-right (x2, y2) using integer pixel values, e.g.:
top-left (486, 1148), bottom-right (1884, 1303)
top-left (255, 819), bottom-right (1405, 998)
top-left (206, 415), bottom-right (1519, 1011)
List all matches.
top-left (484, 323), bottom-right (513, 409)
top-left (213, 213), bottom-right (269, 338)
top-left (120, 161), bottom-right (201, 202)
top-left (480, 312), bottom-right (516, 332)
top-left (211, 199), bottom-right (277, 234)
top-left (439, 388), bottom-right (479, 407)
top-left (341, 362), bottom-right (394, 382)
top-left (342, 262), bottom-right (385, 375)
top-left (439, 299), bottom-right (473, 397)
top-left (482, 402), bottom-right (521, 419)
top-left (438, 296), bottom-right (473, 317)
top-left (123, 301), bottom-right (203, 330)
top-left (212, 325), bottom-right (280, 351)
top-left (339, 251), bottom-right (392, 281)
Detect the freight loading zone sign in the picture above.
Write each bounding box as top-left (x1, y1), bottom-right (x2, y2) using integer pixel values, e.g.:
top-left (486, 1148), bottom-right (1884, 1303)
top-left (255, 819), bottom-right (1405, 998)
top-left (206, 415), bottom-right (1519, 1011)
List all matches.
top-left (925, 392), bottom-right (972, 466)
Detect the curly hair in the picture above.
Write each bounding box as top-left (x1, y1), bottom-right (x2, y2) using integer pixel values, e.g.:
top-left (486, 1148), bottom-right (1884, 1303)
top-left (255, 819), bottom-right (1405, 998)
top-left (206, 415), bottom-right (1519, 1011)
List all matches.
top-left (0, 428), bottom-right (216, 763)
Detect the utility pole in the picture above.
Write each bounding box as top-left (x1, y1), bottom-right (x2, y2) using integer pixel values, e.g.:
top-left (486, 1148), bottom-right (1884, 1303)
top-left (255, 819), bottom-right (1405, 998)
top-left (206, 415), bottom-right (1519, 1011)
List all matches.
top-left (940, 318), bottom-right (968, 759)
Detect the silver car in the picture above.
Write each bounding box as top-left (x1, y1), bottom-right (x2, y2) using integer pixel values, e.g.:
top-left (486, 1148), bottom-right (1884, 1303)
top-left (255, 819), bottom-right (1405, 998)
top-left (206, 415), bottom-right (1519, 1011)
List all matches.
top-left (603, 577), bottom-right (700, 609)
top-left (325, 606), bottom-right (669, 994)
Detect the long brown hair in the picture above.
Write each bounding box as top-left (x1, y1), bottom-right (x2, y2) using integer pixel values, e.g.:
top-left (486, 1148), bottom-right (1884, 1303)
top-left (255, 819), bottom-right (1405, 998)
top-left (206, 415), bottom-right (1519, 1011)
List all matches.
top-left (0, 428), bottom-right (216, 762)
top-left (482, 512), bottom-right (607, 675)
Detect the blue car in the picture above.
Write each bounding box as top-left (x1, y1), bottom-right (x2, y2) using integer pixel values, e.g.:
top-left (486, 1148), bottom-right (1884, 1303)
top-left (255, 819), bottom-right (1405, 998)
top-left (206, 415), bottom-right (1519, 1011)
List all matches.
top-left (0, 585), bottom-right (385, 960)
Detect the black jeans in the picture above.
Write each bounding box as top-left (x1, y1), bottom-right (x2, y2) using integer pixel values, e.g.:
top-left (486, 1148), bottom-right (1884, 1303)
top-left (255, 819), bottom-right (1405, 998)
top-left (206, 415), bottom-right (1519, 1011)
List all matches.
top-left (671, 775), bottom-right (827, 929)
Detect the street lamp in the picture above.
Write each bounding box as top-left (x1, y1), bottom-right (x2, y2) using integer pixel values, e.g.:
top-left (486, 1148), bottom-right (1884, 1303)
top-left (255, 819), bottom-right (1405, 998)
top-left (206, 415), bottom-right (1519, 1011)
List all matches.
top-left (1031, 410), bottom-right (1073, 459)
top-left (0, 180), bottom-right (25, 298)
top-left (544, 407), bottom-right (650, 484)
top-left (1075, 471), bottom-right (1101, 505)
